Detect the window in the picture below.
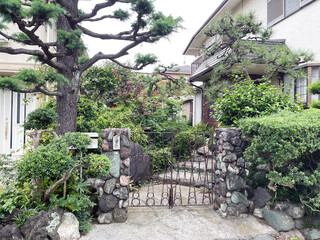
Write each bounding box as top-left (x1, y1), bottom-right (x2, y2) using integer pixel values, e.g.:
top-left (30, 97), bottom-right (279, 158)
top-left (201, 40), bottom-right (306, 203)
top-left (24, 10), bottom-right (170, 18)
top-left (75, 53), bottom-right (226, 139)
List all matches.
top-left (311, 67), bottom-right (320, 101)
top-left (284, 0), bottom-right (300, 17)
top-left (267, 0), bottom-right (284, 27)
top-left (268, 0), bottom-right (315, 26)
top-left (296, 77), bottom-right (308, 102)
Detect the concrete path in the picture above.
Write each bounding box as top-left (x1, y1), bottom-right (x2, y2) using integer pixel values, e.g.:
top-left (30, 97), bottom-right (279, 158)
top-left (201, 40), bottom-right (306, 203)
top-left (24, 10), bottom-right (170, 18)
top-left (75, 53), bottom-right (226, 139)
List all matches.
top-left (80, 206), bottom-right (278, 240)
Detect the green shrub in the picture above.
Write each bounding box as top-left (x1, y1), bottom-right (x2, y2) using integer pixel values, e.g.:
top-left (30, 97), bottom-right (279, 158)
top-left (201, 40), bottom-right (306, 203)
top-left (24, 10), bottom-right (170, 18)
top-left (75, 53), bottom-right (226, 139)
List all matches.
top-left (309, 80), bottom-right (320, 95)
top-left (4, 133), bottom-right (107, 231)
top-left (239, 109), bottom-right (320, 210)
top-left (84, 154), bottom-right (111, 178)
top-left (148, 147), bottom-right (172, 173)
top-left (24, 108), bottom-right (57, 130)
top-left (311, 100), bottom-right (320, 109)
top-left (214, 79), bottom-right (303, 126)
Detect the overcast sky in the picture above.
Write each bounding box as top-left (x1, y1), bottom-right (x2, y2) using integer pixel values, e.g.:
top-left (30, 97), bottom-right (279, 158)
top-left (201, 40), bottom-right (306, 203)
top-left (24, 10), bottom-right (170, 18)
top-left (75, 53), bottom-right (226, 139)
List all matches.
top-left (79, 0), bottom-right (223, 72)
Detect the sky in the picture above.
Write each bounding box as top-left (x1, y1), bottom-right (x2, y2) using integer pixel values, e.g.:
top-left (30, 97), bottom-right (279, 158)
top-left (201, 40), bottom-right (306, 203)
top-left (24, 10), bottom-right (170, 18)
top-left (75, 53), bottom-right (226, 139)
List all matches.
top-left (78, 0), bottom-right (224, 72)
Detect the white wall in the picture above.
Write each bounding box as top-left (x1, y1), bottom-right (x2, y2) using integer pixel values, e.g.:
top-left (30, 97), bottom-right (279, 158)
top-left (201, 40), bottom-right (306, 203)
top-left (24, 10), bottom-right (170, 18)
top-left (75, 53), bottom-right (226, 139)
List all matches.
top-left (0, 90), bottom-right (38, 155)
top-left (193, 90), bottom-right (202, 126)
top-left (271, 1), bottom-right (320, 62)
top-left (233, 0), bottom-right (268, 26)
top-left (0, 21), bottom-right (55, 155)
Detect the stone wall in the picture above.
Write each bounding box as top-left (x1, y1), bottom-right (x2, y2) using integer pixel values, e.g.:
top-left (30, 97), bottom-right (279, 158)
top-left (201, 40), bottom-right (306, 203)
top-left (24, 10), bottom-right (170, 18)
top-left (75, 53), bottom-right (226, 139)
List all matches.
top-left (97, 128), bottom-right (131, 224)
top-left (213, 127), bottom-right (250, 218)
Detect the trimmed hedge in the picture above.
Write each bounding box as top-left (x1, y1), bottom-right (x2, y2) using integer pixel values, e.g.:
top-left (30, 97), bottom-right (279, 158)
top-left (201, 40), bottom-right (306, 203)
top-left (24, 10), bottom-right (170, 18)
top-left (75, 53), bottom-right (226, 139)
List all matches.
top-left (239, 109), bottom-right (320, 210)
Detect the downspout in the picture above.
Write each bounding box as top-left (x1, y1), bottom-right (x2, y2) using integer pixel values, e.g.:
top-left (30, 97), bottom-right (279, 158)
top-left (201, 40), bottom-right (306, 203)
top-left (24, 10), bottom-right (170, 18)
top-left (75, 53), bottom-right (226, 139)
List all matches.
top-left (189, 81), bottom-right (203, 126)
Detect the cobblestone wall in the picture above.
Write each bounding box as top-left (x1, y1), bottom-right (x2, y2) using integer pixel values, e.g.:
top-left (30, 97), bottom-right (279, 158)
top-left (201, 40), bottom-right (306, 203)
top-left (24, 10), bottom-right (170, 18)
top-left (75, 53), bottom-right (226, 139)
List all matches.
top-left (97, 128), bottom-right (131, 224)
top-left (213, 127), bottom-right (250, 218)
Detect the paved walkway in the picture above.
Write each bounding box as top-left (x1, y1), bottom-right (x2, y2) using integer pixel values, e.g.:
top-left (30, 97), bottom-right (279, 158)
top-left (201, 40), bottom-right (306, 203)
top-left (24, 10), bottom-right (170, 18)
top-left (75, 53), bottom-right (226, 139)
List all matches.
top-left (80, 206), bottom-right (278, 240)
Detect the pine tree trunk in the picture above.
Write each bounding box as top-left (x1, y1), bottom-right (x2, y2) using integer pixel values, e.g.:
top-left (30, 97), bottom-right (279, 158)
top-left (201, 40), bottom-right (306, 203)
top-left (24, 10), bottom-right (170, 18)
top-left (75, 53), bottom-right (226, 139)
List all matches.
top-left (55, 2), bottom-right (80, 135)
top-left (56, 76), bottom-right (80, 135)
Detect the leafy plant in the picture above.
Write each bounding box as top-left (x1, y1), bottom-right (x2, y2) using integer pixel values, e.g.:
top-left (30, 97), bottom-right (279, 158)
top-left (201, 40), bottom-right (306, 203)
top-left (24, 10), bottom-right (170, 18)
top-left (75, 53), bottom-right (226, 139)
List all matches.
top-left (203, 12), bottom-right (312, 104)
top-left (239, 109), bottom-right (320, 211)
top-left (214, 78), bottom-right (303, 126)
top-left (84, 154), bottom-right (111, 178)
top-left (309, 80), bottom-right (320, 109)
top-left (24, 108), bottom-right (57, 130)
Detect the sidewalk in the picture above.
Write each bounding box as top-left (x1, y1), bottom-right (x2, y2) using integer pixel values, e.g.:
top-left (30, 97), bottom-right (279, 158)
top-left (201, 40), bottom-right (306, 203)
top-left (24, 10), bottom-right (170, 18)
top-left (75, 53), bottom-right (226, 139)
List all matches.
top-left (80, 206), bottom-right (278, 240)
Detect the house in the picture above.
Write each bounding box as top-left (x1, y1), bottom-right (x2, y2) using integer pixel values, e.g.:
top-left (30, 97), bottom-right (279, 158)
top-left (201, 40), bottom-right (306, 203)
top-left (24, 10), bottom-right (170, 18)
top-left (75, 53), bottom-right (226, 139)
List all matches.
top-left (162, 65), bottom-right (193, 124)
top-left (0, 22), bottom-right (56, 156)
top-left (184, 0), bottom-right (320, 126)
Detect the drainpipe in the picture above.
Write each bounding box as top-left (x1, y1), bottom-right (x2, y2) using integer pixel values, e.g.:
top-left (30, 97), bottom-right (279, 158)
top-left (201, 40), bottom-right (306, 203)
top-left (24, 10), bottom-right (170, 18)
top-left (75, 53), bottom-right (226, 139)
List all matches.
top-left (189, 81), bottom-right (203, 126)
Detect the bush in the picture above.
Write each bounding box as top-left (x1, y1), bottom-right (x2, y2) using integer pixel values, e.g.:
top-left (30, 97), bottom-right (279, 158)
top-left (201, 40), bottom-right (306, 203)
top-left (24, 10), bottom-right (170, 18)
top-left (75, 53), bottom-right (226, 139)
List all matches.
top-left (1, 133), bottom-right (109, 231)
top-left (214, 79), bottom-right (303, 126)
top-left (148, 147), bottom-right (172, 173)
top-left (239, 109), bottom-right (320, 210)
top-left (84, 154), bottom-right (111, 178)
top-left (24, 108), bottom-right (57, 130)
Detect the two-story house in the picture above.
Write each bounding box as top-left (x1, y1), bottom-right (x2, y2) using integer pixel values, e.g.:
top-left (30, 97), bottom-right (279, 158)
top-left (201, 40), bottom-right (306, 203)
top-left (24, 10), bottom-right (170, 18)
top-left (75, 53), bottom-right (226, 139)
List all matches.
top-left (184, 0), bottom-right (320, 126)
top-left (0, 21), bottom-right (56, 156)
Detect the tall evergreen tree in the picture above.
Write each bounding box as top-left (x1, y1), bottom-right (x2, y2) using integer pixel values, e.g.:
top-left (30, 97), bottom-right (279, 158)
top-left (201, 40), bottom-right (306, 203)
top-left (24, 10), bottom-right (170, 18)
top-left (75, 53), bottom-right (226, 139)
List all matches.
top-left (0, 0), bottom-right (182, 134)
top-left (203, 12), bottom-right (312, 103)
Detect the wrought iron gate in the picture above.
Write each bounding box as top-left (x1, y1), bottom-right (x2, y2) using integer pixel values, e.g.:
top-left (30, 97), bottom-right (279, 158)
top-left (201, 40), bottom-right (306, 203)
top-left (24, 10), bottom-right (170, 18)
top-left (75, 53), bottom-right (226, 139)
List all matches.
top-left (129, 132), bottom-right (215, 208)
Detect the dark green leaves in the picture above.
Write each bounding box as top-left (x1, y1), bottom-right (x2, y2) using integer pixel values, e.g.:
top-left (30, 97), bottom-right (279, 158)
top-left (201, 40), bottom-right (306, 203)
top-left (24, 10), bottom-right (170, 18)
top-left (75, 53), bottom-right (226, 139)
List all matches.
top-left (0, 67), bottom-right (68, 93)
top-left (0, 77), bottom-right (22, 92)
top-left (57, 30), bottom-right (86, 51)
top-left (309, 80), bottom-right (320, 95)
top-left (27, 1), bottom-right (66, 22)
top-left (135, 53), bottom-right (157, 66)
top-left (24, 108), bottom-right (57, 130)
top-left (113, 9), bottom-right (130, 21)
top-left (0, 0), bottom-right (23, 22)
top-left (214, 78), bottom-right (302, 126)
top-left (150, 12), bottom-right (182, 38)
top-left (131, 0), bottom-right (154, 15)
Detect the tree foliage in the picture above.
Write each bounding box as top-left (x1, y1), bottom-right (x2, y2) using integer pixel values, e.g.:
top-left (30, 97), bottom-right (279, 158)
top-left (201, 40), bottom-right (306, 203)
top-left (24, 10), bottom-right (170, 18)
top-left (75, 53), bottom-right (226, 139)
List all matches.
top-left (309, 80), bottom-right (320, 109)
top-left (204, 12), bottom-right (312, 103)
top-left (0, 0), bottom-right (182, 134)
top-left (24, 108), bottom-right (57, 130)
top-left (214, 76), bottom-right (303, 126)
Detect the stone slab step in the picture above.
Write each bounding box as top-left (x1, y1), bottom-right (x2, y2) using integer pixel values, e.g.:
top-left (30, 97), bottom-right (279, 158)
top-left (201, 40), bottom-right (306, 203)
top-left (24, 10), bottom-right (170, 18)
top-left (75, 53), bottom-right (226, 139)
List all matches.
top-left (173, 160), bottom-right (215, 173)
top-left (155, 171), bottom-right (214, 188)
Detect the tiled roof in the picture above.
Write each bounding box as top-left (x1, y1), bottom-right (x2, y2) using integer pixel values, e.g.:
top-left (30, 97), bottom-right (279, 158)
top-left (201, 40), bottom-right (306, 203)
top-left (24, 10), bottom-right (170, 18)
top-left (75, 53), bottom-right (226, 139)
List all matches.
top-left (165, 65), bottom-right (191, 75)
top-left (190, 39), bottom-right (286, 82)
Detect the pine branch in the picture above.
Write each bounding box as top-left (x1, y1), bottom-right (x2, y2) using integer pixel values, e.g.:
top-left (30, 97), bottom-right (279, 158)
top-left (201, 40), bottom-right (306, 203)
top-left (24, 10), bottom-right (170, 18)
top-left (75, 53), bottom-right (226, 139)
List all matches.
top-left (77, 24), bottom-right (152, 41)
top-left (73, 0), bottom-right (119, 23)
top-left (43, 163), bottom-right (80, 202)
top-left (79, 37), bottom-right (148, 72)
top-left (83, 15), bottom-right (119, 22)
top-left (0, 46), bottom-right (67, 72)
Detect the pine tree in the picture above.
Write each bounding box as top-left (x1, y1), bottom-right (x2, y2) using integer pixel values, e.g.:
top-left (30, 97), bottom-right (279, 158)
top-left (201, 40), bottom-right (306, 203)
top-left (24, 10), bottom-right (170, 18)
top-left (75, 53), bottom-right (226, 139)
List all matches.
top-left (203, 12), bottom-right (312, 104)
top-left (0, 0), bottom-right (182, 134)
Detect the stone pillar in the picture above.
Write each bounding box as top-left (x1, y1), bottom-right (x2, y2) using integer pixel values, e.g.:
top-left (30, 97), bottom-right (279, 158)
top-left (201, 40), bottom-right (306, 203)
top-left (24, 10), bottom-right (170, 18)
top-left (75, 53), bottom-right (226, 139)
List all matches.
top-left (97, 128), bottom-right (131, 224)
top-left (213, 128), bottom-right (250, 218)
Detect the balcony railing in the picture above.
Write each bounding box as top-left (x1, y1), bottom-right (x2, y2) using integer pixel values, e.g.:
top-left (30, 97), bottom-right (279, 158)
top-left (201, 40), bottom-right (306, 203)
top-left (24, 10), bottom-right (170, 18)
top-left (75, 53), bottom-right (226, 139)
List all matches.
top-left (191, 55), bottom-right (205, 75)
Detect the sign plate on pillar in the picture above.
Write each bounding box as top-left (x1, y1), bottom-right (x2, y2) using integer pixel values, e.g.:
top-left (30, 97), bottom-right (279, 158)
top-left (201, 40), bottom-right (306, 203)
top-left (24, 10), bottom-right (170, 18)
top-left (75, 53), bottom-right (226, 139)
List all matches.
top-left (113, 135), bottom-right (121, 150)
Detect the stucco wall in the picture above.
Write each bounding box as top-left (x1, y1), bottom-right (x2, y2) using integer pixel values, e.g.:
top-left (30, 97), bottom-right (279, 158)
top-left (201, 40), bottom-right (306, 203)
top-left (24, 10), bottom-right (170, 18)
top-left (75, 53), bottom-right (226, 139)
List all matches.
top-left (271, 1), bottom-right (320, 62)
top-left (0, 22), bottom-right (56, 74)
top-left (233, 0), bottom-right (267, 26)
